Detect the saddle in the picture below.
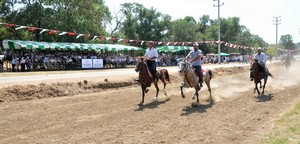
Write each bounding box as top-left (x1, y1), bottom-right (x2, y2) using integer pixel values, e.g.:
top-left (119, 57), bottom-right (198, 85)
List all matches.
top-left (192, 68), bottom-right (206, 77)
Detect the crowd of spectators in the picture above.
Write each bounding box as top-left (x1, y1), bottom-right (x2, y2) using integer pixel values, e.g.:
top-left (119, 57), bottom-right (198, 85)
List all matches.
top-left (3, 50), bottom-right (137, 72)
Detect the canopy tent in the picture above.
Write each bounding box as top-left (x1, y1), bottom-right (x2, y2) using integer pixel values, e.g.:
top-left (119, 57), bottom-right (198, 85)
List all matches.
top-left (215, 52), bottom-right (230, 56)
top-left (156, 46), bottom-right (192, 53)
top-left (229, 53), bottom-right (241, 56)
top-left (2, 40), bottom-right (143, 52)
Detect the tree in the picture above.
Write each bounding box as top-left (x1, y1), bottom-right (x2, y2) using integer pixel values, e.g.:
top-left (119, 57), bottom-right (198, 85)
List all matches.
top-left (0, 0), bottom-right (111, 42)
top-left (279, 34), bottom-right (297, 50)
top-left (120, 2), bottom-right (171, 45)
top-left (169, 19), bottom-right (198, 42)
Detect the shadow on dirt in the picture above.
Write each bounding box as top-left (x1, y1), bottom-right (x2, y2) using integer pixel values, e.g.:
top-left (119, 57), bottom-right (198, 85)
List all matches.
top-left (134, 98), bottom-right (171, 111)
top-left (180, 102), bottom-right (214, 116)
top-left (255, 93), bottom-right (274, 102)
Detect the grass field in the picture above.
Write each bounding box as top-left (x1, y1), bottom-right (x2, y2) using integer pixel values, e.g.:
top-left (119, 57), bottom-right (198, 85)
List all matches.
top-left (262, 101), bottom-right (300, 144)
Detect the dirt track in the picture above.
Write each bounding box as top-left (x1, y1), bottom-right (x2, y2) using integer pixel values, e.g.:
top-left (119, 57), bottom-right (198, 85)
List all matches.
top-left (0, 62), bottom-right (300, 144)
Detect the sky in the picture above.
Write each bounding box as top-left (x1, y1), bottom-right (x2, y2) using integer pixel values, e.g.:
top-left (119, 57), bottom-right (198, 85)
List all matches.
top-left (105, 0), bottom-right (300, 44)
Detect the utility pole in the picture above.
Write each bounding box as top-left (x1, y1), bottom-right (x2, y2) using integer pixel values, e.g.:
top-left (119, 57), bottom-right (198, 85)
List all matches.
top-left (213, 0), bottom-right (224, 64)
top-left (273, 16), bottom-right (281, 57)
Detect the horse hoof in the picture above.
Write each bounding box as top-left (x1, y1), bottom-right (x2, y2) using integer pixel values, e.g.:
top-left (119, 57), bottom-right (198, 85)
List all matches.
top-left (145, 89), bottom-right (149, 93)
top-left (182, 95), bottom-right (185, 99)
top-left (152, 98), bottom-right (158, 101)
top-left (138, 103), bottom-right (143, 106)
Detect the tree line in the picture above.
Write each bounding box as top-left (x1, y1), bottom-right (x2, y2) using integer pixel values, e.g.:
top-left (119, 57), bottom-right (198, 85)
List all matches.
top-left (0, 0), bottom-right (298, 55)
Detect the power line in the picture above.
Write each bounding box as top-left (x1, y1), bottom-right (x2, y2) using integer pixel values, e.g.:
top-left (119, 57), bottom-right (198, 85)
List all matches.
top-left (213, 0), bottom-right (224, 64)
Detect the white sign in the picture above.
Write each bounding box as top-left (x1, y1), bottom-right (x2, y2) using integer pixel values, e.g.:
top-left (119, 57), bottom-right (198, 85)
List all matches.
top-left (93, 59), bottom-right (103, 68)
top-left (81, 59), bottom-right (93, 68)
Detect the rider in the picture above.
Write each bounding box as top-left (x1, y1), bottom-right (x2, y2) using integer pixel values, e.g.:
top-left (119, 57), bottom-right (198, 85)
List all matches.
top-left (250, 47), bottom-right (267, 81)
top-left (145, 41), bottom-right (159, 80)
top-left (185, 42), bottom-right (203, 87)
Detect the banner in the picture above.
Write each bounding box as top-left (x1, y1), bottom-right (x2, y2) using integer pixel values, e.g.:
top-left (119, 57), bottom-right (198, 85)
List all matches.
top-left (81, 59), bottom-right (93, 68)
top-left (81, 59), bottom-right (103, 68)
top-left (92, 59), bottom-right (103, 68)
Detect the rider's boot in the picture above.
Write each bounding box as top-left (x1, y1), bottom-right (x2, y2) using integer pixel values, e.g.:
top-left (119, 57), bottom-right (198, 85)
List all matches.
top-left (199, 77), bottom-right (203, 87)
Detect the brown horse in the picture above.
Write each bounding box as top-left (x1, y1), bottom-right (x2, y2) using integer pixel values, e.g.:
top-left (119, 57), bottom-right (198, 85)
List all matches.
top-left (252, 60), bottom-right (273, 96)
top-left (178, 60), bottom-right (213, 105)
top-left (135, 58), bottom-right (170, 106)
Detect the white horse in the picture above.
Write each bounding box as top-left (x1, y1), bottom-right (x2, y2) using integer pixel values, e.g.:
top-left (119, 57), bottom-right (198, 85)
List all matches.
top-left (178, 60), bottom-right (213, 104)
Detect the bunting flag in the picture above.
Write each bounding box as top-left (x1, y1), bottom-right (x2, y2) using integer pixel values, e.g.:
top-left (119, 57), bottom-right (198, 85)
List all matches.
top-left (15, 26), bottom-right (27, 30)
top-left (49, 30), bottom-right (57, 35)
top-left (6, 23), bottom-right (15, 27)
top-left (39, 29), bottom-right (49, 34)
top-left (67, 32), bottom-right (75, 37)
top-left (76, 34), bottom-right (84, 39)
top-left (58, 32), bottom-right (67, 35)
top-left (92, 36), bottom-right (98, 41)
top-left (0, 22), bottom-right (255, 50)
top-left (27, 27), bottom-right (37, 31)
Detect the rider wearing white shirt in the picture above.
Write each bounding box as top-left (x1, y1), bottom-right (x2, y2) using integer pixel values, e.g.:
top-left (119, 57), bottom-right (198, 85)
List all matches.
top-left (253, 50), bottom-right (267, 65)
top-left (185, 42), bottom-right (203, 87)
top-left (250, 47), bottom-right (267, 81)
top-left (144, 42), bottom-right (159, 79)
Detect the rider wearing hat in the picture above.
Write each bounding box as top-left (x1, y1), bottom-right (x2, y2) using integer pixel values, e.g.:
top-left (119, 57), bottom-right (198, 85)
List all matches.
top-left (250, 47), bottom-right (268, 81)
top-left (185, 42), bottom-right (203, 87)
top-left (144, 41), bottom-right (159, 80)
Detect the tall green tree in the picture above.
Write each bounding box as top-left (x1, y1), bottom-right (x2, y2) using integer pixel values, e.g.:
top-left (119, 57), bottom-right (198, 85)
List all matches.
top-left (120, 3), bottom-right (171, 43)
top-left (0, 0), bottom-right (111, 42)
top-left (279, 34), bottom-right (297, 50)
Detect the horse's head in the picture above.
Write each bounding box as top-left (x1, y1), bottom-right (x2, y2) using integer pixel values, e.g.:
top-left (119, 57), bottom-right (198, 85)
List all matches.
top-left (178, 60), bottom-right (190, 75)
top-left (135, 58), bottom-right (147, 73)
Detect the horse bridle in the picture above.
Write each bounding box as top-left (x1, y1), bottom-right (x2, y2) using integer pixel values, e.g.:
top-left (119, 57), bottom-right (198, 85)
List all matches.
top-left (178, 60), bottom-right (191, 77)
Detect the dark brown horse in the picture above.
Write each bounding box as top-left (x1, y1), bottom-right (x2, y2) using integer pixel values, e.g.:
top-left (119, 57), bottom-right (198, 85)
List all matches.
top-left (135, 58), bottom-right (170, 106)
top-left (252, 60), bottom-right (273, 96)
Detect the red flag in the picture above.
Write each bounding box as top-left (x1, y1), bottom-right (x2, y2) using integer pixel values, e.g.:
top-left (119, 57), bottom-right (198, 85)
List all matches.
top-left (67, 32), bottom-right (75, 37)
top-left (99, 36), bottom-right (105, 40)
top-left (6, 23), bottom-right (15, 27)
top-left (49, 30), bottom-right (57, 35)
top-left (27, 27), bottom-right (37, 31)
top-left (125, 39), bottom-right (129, 43)
top-left (136, 40), bottom-right (140, 44)
top-left (110, 38), bottom-right (118, 41)
top-left (84, 34), bottom-right (90, 37)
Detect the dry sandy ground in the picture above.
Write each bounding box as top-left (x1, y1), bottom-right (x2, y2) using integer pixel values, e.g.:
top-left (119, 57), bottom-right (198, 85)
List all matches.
top-left (0, 62), bottom-right (300, 144)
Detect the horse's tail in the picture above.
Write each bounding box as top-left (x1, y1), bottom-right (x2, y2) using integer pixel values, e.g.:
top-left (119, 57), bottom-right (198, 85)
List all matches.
top-left (268, 72), bottom-right (274, 78)
top-left (165, 70), bottom-right (171, 83)
top-left (208, 70), bottom-right (213, 80)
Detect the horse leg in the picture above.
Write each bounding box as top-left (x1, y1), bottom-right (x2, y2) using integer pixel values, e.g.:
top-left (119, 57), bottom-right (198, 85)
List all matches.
top-left (195, 87), bottom-right (200, 103)
top-left (205, 78), bottom-right (212, 101)
top-left (180, 84), bottom-right (185, 98)
top-left (153, 81), bottom-right (159, 101)
top-left (163, 82), bottom-right (167, 96)
top-left (259, 81), bottom-right (262, 89)
top-left (255, 82), bottom-right (261, 96)
top-left (262, 79), bottom-right (267, 95)
top-left (139, 85), bottom-right (146, 106)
